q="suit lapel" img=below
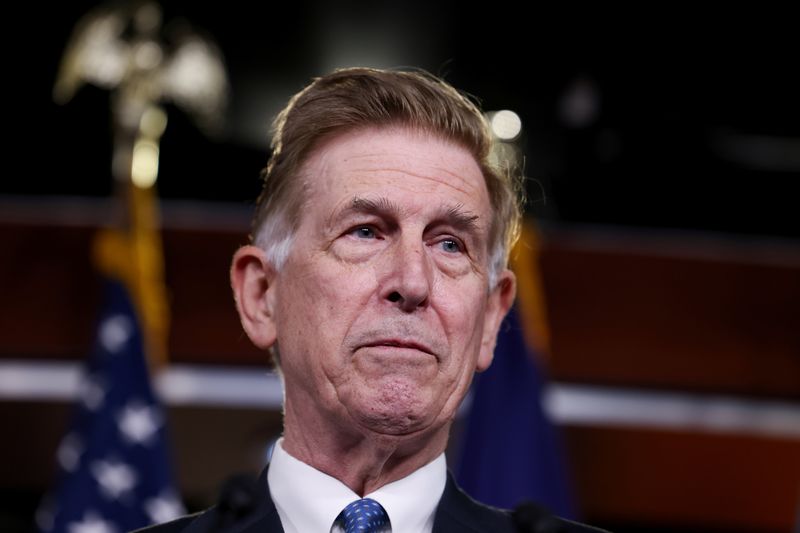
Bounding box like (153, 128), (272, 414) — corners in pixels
(433, 472), (516, 533)
(229, 507), (284, 533)
(432, 473), (477, 533)
(239, 465), (284, 533)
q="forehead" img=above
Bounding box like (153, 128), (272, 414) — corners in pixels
(300, 127), (491, 217)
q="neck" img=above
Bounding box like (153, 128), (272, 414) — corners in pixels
(281, 403), (450, 495)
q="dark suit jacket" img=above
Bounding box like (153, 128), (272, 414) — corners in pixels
(135, 466), (607, 533)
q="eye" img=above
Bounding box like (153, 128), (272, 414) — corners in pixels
(350, 226), (377, 239)
(439, 238), (463, 254)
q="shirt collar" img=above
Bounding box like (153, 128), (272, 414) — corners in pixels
(268, 438), (446, 533)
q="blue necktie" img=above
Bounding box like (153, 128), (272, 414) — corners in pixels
(336, 498), (391, 533)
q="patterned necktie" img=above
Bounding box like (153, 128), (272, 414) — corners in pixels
(335, 497), (391, 533)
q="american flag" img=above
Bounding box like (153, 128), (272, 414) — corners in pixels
(37, 278), (184, 533)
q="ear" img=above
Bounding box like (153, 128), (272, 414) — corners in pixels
(230, 245), (278, 350)
(476, 269), (516, 372)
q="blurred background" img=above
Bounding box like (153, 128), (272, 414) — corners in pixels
(1, 2), (798, 532)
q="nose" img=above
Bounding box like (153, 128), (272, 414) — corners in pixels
(382, 238), (432, 312)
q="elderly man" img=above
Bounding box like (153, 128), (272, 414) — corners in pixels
(143, 68), (605, 533)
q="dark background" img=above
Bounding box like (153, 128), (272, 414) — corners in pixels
(7, 2), (799, 238)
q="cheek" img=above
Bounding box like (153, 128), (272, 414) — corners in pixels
(437, 277), (487, 327)
(435, 282), (489, 359)
(275, 258), (377, 361)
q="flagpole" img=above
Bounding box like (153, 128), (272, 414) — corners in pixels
(38, 3), (228, 531)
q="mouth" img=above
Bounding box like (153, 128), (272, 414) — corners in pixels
(361, 339), (436, 357)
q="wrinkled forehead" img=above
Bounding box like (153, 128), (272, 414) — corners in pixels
(300, 126), (491, 213)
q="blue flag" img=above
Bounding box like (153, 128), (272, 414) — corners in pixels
(456, 305), (575, 518)
(37, 279), (184, 533)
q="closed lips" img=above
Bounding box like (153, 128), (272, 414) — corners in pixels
(362, 340), (434, 356)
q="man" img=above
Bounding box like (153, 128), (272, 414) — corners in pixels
(142, 68), (605, 532)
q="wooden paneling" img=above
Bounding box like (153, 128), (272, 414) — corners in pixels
(540, 230), (800, 398)
(564, 425), (800, 533)
(0, 222), (264, 364)
(161, 229), (264, 365)
(0, 225), (100, 359)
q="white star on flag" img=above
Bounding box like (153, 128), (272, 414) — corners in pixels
(144, 491), (186, 524)
(57, 433), (84, 472)
(39, 271), (185, 531)
(90, 459), (138, 500)
(118, 401), (162, 445)
(99, 314), (133, 353)
(66, 511), (119, 533)
(80, 375), (106, 411)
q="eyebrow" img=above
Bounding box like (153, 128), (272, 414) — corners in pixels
(441, 203), (481, 233)
(330, 196), (481, 234)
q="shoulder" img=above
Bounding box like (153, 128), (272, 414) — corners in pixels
(512, 501), (611, 532)
(132, 468), (277, 533)
(436, 475), (611, 533)
(434, 474), (517, 532)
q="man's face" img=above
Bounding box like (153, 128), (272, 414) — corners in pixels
(264, 127), (514, 441)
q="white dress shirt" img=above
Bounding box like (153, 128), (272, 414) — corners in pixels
(268, 438), (447, 533)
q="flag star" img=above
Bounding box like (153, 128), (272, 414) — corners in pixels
(118, 402), (161, 445)
(80, 376), (106, 411)
(99, 314), (133, 353)
(81, 376), (106, 411)
(91, 459), (138, 500)
(57, 433), (84, 472)
(66, 511), (118, 533)
(144, 492), (185, 524)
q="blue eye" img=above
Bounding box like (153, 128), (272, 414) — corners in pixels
(440, 239), (462, 253)
(352, 227), (375, 239)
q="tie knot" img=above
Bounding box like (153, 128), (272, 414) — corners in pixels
(336, 497), (391, 533)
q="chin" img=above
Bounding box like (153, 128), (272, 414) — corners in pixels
(351, 381), (443, 436)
